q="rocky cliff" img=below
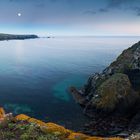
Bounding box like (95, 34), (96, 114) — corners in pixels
(71, 41), (140, 136)
(84, 41), (140, 113)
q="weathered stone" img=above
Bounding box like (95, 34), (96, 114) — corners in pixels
(70, 41), (140, 137)
(70, 86), (88, 105)
(89, 73), (139, 113)
(75, 41), (140, 116)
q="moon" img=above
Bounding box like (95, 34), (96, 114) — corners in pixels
(18, 13), (21, 17)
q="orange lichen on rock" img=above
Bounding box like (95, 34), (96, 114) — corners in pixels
(43, 122), (71, 138)
(0, 107), (5, 118)
(45, 122), (71, 133)
(28, 117), (47, 126)
(15, 113), (124, 140)
(16, 114), (47, 127)
(68, 132), (89, 140)
(15, 114), (71, 138)
(15, 114), (30, 121)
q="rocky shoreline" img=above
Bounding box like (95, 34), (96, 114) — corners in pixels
(0, 33), (38, 41)
(71, 41), (140, 138)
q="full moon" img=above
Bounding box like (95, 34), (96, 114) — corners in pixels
(18, 13), (21, 17)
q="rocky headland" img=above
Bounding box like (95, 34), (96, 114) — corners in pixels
(71, 41), (140, 137)
(0, 33), (38, 41)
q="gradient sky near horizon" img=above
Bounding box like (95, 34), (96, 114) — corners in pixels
(0, 0), (140, 36)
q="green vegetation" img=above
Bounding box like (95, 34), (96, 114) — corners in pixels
(110, 42), (140, 73)
(0, 120), (60, 140)
(84, 41), (140, 114)
(91, 73), (133, 111)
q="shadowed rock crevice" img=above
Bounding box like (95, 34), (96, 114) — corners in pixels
(125, 69), (140, 91)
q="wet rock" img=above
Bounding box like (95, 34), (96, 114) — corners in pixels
(70, 86), (88, 106)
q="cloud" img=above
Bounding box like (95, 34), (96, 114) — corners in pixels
(83, 8), (109, 16)
(131, 6), (140, 16)
(99, 8), (108, 13)
(107, 0), (128, 8)
(35, 3), (45, 8)
(83, 10), (96, 15)
(99, 0), (140, 16)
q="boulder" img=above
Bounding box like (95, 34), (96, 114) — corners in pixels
(90, 73), (139, 113)
(70, 86), (87, 106)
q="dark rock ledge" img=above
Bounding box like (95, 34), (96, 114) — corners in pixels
(70, 41), (140, 137)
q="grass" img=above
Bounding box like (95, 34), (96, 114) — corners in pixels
(0, 120), (60, 140)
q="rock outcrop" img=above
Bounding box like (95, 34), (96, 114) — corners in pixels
(71, 41), (140, 135)
(89, 73), (138, 113)
(72, 41), (140, 112)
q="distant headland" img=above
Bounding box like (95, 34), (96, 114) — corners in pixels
(0, 33), (38, 41)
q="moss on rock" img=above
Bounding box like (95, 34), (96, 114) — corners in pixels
(90, 73), (138, 112)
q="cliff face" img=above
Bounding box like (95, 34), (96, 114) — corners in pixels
(71, 41), (140, 136)
(80, 41), (140, 113)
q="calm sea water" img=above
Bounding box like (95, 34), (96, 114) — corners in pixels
(0, 36), (139, 130)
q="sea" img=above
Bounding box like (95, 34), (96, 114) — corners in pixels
(0, 36), (139, 130)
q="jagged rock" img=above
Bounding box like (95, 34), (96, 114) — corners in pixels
(70, 87), (88, 105)
(70, 41), (140, 136)
(79, 41), (140, 115)
(89, 73), (139, 113)
(107, 41), (140, 73)
(84, 41), (140, 97)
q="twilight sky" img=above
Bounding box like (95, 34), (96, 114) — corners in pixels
(0, 0), (140, 36)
